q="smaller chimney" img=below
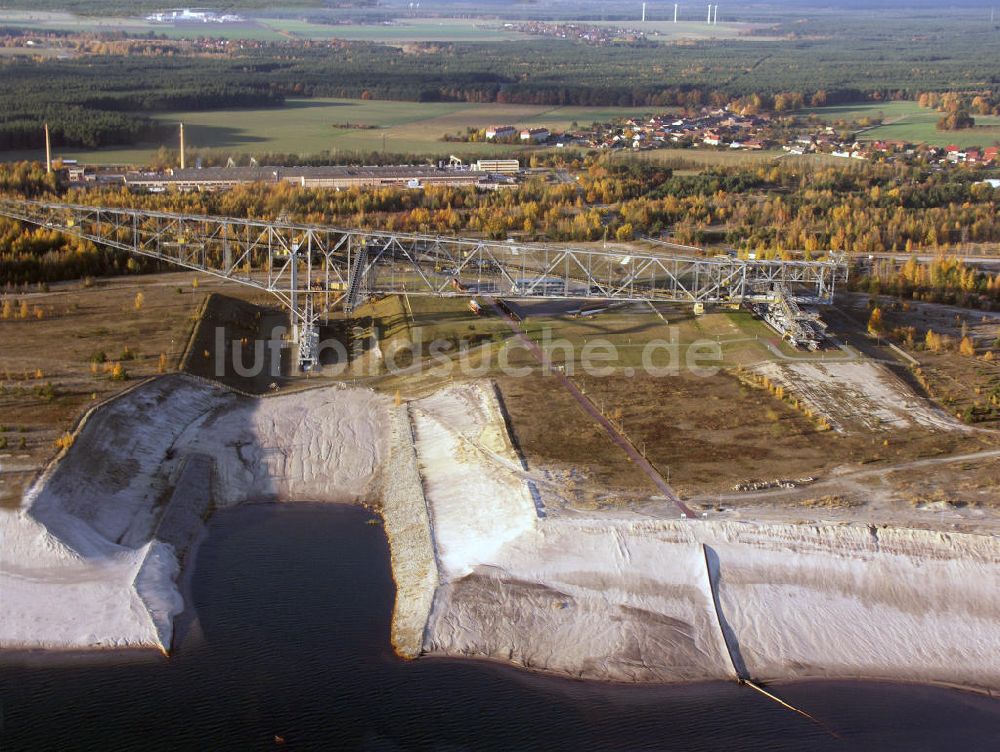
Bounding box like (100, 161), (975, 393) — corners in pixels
(179, 123), (186, 170)
(674, 3), (679, 22)
(44, 122), (52, 174)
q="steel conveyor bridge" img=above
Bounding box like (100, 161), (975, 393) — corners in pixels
(0, 198), (847, 369)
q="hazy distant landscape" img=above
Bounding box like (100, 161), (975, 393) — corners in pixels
(1, 1), (998, 160)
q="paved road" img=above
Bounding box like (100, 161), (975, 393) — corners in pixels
(487, 298), (698, 519)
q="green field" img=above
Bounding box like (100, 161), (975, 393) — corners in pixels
(0, 45), (69, 57)
(0, 10), (534, 42)
(800, 101), (1000, 148)
(590, 19), (776, 42)
(257, 17), (531, 42)
(19, 98), (651, 165)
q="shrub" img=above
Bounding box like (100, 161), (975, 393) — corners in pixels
(34, 382), (56, 402)
(867, 307), (884, 335)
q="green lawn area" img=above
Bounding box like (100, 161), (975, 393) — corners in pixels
(12, 98), (650, 165)
(799, 101), (1000, 148)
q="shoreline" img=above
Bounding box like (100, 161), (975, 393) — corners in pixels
(3, 375), (1000, 694)
(2, 489), (996, 702)
(3, 632), (995, 703)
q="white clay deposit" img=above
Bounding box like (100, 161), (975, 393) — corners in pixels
(1, 375), (387, 650)
(752, 361), (963, 432)
(408, 383), (1000, 690)
(4, 375), (1000, 693)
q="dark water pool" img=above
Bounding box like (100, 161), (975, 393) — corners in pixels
(2, 503), (999, 751)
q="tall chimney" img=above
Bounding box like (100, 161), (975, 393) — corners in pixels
(707, 4), (712, 23)
(44, 122), (52, 174)
(674, 3), (679, 22)
(642, 2), (646, 21)
(179, 123), (185, 170)
(713, 4), (718, 23)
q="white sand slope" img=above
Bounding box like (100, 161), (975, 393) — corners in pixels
(412, 383), (1000, 689)
(411, 385), (538, 577)
(5, 375), (1000, 692)
(1, 375), (387, 651)
(0, 510), (174, 649)
(709, 523), (1000, 689)
(412, 384), (734, 682)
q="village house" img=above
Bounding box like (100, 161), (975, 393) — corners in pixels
(520, 127), (551, 143)
(485, 125), (518, 141)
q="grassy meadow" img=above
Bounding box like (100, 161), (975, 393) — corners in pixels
(801, 101), (1000, 148)
(26, 98), (656, 165)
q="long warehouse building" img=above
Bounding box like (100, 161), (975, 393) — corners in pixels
(124, 164), (516, 192)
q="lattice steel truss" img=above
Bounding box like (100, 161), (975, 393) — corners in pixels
(0, 198), (847, 369)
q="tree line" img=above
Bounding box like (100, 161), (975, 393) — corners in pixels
(2, 156), (998, 310)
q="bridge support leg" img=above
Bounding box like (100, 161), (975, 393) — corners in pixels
(294, 321), (319, 372)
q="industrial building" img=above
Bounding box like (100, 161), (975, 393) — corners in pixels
(470, 159), (521, 175)
(124, 164), (513, 192)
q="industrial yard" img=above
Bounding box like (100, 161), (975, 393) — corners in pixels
(3, 283), (1000, 693)
(1, 191), (999, 710)
(3, 264), (997, 519)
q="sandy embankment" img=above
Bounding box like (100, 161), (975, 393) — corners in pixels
(380, 403), (438, 658)
(709, 522), (1000, 689)
(1, 375), (388, 651)
(4, 375), (1000, 692)
(409, 383), (1000, 691)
